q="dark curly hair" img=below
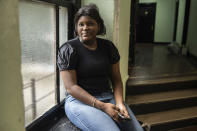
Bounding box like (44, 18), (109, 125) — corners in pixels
(74, 4), (106, 36)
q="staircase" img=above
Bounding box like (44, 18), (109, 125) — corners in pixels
(126, 75), (197, 131)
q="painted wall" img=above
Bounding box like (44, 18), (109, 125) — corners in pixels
(154, 0), (176, 42)
(176, 0), (186, 46)
(117, 0), (131, 97)
(187, 0), (197, 57)
(139, 0), (156, 3)
(82, 0), (114, 41)
(0, 0), (25, 131)
(82, 0), (131, 97)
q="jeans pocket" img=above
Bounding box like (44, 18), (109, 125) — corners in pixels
(66, 95), (76, 103)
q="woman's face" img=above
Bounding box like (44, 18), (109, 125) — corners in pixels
(77, 16), (99, 43)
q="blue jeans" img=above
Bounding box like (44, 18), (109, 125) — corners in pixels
(65, 92), (143, 131)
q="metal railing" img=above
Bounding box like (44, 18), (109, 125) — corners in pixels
(23, 73), (55, 119)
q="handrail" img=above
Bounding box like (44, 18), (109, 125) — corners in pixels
(23, 73), (55, 120)
(25, 90), (55, 111)
(36, 90), (55, 103)
(23, 73), (54, 89)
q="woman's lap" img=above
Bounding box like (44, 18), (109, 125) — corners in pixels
(108, 98), (143, 131)
(65, 95), (143, 131)
(65, 95), (120, 131)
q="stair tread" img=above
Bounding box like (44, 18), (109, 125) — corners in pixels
(169, 125), (197, 131)
(127, 75), (197, 86)
(136, 106), (197, 125)
(127, 88), (197, 105)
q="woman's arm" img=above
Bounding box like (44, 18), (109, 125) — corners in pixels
(61, 70), (96, 106)
(111, 62), (130, 118)
(61, 70), (120, 121)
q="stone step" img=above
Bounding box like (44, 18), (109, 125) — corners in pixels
(136, 106), (197, 131)
(127, 88), (197, 105)
(169, 125), (197, 131)
(127, 88), (197, 114)
(126, 75), (197, 95)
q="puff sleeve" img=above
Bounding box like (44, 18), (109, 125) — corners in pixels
(57, 43), (78, 71)
(109, 42), (120, 64)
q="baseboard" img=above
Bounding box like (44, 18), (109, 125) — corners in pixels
(153, 42), (170, 45)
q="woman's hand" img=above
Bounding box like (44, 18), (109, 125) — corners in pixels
(116, 103), (130, 119)
(102, 103), (120, 122)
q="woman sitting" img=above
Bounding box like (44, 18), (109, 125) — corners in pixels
(57, 4), (143, 131)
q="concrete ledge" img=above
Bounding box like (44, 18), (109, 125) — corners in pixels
(49, 116), (81, 131)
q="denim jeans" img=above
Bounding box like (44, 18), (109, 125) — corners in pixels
(65, 92), (143, 131)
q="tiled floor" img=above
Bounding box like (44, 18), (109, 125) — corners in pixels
(129, 43), (197, 79)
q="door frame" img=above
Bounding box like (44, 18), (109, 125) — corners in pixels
(129, 0), (138, 65)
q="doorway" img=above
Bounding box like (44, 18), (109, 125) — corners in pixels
(129, 1), (156, 65)
(136, 3), (156, 43)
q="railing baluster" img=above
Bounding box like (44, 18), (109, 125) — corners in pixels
(31, 78), (36, 119)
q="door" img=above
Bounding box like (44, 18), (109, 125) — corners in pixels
(136, 3), (156, 43)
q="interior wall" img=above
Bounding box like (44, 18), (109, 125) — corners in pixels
(139, 0), (156, 3)
(187, 0), (197, 57)
(154, 0), (176, 43)
(82, 0), (114, 41)
(176, 0), (186, 46)
(139, 0), (177, 43)
(0, 0), (25, 131)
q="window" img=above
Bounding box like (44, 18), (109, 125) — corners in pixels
(59, 6), (68, 101)
(18, 0), (77, 126)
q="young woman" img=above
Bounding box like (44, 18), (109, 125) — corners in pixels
(57, 4), (143, 131)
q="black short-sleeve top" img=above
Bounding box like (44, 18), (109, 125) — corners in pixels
(57, 37), (120, 95)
